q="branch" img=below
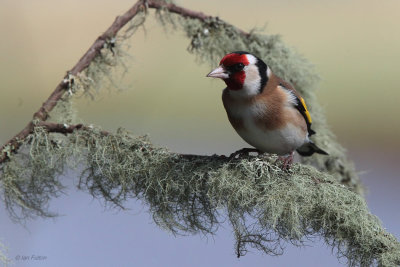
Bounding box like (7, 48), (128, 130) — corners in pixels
(146, 0), (251, 37)
(36, 122), (224, 161)
(0, 0), (249, 164)
(37, 122), (110, 136)
(0, 0), (148, 163)
(5, 123), (399, 266)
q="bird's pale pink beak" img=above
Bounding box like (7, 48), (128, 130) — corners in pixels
(206, 66), (229, 79)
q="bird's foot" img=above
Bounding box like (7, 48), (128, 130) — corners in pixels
(278, 151), (294, 170)
(229, 148), (261, 159)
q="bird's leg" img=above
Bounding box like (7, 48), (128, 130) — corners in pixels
(229, 148), (261, 159)
(278, 151), (295, 170)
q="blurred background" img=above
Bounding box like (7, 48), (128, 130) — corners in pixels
(1, 0), (399, 266)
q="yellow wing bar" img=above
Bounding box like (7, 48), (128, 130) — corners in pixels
(300, 97), (312, 124)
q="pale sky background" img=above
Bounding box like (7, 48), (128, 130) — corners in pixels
(0, 0), (399, 266)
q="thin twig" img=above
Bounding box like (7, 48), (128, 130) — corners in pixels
(146, 0), (250, 37)
(37, 122), (110, 136)
(37, 122), (227, 160)
(0, 0), (147, 163)
(0, 0), (250, 164)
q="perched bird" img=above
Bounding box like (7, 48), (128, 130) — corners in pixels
(206, 51), (327, 166)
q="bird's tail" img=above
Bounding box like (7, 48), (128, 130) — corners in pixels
(296, 140), (328, 157)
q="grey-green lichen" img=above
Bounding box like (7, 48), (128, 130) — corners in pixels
(66, 15), (143, 101)
(1, 127), (399, 266)
(1, 127), (68, 221)
(0, 242), (9, 267)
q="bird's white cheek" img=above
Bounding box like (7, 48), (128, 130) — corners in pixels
(243, 78), (261, 96)
(242, 66), (261, 96)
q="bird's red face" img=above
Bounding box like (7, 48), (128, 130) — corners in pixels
(207, 51), (268, 97)
(207, 52), (250, 90)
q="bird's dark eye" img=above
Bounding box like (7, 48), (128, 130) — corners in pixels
(228, 63), (245, 73)
(234, 63), (245, 71)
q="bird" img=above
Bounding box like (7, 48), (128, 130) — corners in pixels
(206, 51), (327, 167)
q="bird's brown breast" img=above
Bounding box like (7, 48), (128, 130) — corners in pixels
(222, 84), (290, 131)
(222, 75), (307, 137)
(254, 86), (287, 130)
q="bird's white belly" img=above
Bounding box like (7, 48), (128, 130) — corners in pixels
(228, 103), (306, 155)
(236, 121), (305, 155)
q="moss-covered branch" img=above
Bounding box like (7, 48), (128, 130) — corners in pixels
(2, 126), (399, 266)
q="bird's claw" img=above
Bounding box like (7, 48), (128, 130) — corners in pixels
(277, 151), (294, 171)
(229, 148), (261, 159)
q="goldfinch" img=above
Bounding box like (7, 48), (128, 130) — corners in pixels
(207, 51), (327, 164)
